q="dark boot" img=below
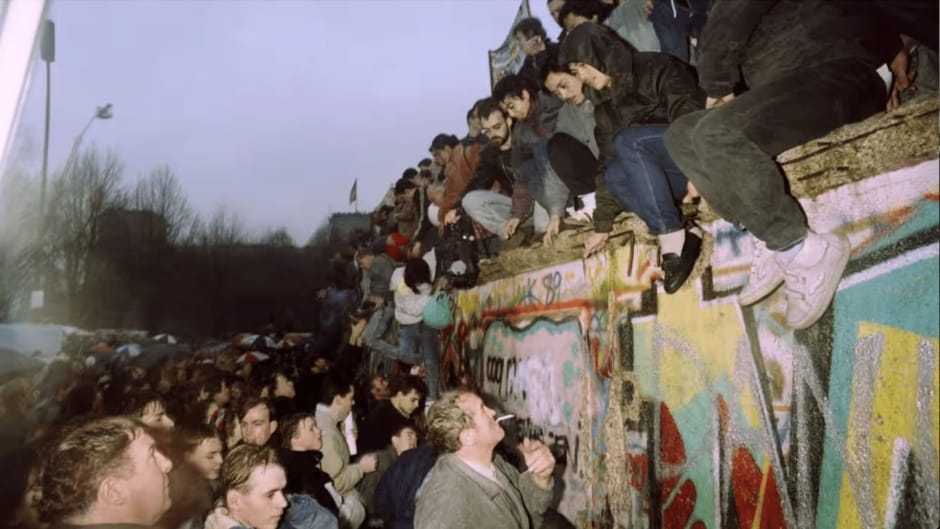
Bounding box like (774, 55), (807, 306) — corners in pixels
(661, 229), (702, 294)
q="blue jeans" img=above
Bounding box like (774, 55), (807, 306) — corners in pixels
(398, 322), (441, 400)
(364, 305), (397, 360)
(648, 0), (708, 63)
(604, 125), (688, 235)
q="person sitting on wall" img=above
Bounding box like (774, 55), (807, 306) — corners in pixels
(663, 0), (927, 329)
(559, 21), (705, 293)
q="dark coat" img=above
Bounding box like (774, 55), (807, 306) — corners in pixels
(560, 22), (705, 232)
(509, 92), (572, 219)
(698, 0), (901, 97)
(373, 442), (439, 529)
(279, 449), (341, 515)
(356, 400), (412, 454)
(465, 143), (515, 197)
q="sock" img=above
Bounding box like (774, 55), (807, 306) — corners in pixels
(658, 229), (686, 256)
(776, 239), (805, 266)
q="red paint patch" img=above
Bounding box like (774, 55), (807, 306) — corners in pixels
(659, 403), (706, 528)
(664, 479), (698, 529)
(887, 205), (914, 224)
(628, 453), (648, 490)
(731, 451), (787, 528)
(759, 465), (786, 529)
(660, 402), (687, 496)
(731, 446), (763, 528)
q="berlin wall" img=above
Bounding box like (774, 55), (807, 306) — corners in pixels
(446, 158), (939, 529)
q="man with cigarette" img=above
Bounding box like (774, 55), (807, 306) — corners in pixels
(415, 391), (555, 529)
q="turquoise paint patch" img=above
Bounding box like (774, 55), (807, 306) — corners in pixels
(563, 361), (577, 388)
(667, 379), (741, 527)
(816, 255), (939, 529)
(857, 199), (939, 258)
(564, 401), (573, 423)
(592, 378), (612, 454)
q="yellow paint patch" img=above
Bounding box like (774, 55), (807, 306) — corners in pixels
(655, 287), (752, 420)
(836, 323), (939, 529)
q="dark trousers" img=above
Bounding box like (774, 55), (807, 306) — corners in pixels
(548, 133), (598, 196)
(648, 0), (709, 63)
(664, 59), (885, 250)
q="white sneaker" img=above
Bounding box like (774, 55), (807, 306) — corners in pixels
(738, 235), (785, 305)
(781, 232), (851, 330)
(578, 192), (596, 218)
(565, 193), (596, 223)
(565, 205), (591, 222)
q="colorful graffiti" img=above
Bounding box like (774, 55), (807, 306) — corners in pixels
(448, 159), (940, 528)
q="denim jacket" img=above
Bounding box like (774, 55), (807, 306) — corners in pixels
(203, 494), (337, 529)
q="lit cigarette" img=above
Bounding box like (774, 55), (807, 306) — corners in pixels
(496, 414), (515, 423)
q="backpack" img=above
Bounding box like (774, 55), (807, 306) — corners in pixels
(423, 292), (453, 329)
(434, 209), (480, 289)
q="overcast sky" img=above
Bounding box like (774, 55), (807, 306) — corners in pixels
(13, 0), (555, 243)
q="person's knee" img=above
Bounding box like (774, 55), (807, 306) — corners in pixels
(611, 134), (643, 167)
(461, 191), (485, 213)
(688, 106), (750, 155)
(664, 112), (697, 155)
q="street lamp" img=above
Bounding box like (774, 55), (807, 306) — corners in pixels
(32, 102), (113, 313)
(38, 19), (54, 241)
(38, 102), (112, 241)
(59, 103), (114, 185)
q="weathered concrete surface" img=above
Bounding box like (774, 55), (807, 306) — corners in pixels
(450, 95), (940, 528)
(481, 94), (939, 283)
(779, 94), (939, 197)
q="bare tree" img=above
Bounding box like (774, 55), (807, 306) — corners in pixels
(131, 164), (193, 244)
(259, 226), (295, 247)
(45, 147), (125, 321)
(305, 221), (332, 248)
(202, 205), (245, 247)
(0, 166), (40, 319)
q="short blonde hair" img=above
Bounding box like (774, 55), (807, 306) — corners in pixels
(425, 390), (474, 453)
(39, 416), (142, 523)
(221, 444), (282, 499)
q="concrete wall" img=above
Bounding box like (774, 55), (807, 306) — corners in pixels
(448, 159), (939, 529)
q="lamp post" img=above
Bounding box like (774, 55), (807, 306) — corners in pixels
(32, 102), (113, 314)
(38, 19), (54, 240)
(38, 102), (113, 239)
(58, 103), (114, 189)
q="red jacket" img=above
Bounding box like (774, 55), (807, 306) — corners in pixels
(438, 142), (481, 224)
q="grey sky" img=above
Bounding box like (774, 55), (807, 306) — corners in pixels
(15, 0), (554, 243)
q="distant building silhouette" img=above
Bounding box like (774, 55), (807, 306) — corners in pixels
(327, 212), (370, 245)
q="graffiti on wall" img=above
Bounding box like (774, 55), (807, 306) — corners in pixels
(450, 159), (940, 528)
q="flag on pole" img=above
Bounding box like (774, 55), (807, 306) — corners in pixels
(488, 0), (531, 89)
(348, 179), (357, 205)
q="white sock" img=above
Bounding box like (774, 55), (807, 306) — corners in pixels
(658, 229), (686, 256)
(578, 192), (596, 210)
(776, 239), (805, 266)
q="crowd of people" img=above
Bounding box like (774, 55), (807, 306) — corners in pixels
(1, 1), (936, 529)
(0, 326), (560, 529)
